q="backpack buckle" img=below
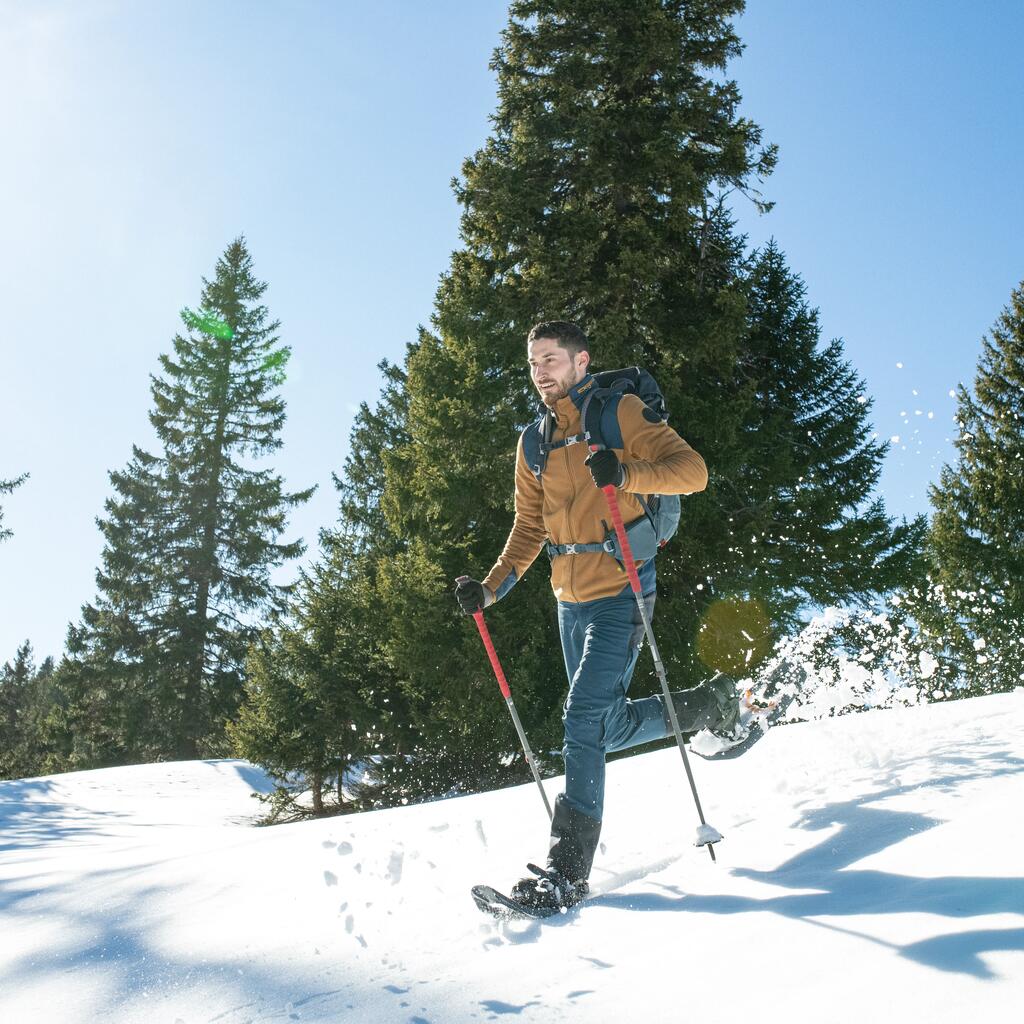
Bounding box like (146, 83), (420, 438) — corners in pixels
(564, 543), (578, 555)
(564, 434), (580, 447)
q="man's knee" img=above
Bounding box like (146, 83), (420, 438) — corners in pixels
(562, 702), (606, 750)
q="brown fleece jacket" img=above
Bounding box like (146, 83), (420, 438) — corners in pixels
(482, 382), (708, 605)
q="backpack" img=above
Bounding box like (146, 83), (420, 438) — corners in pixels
(521, 367), (682, 564)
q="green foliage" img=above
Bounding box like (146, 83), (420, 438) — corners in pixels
(691, 240), (927, 642)
(259, 346), (291, 386)
(229, 533), (400, 821)
(0, 641), (57, 779)
(180, 306), (234, 341)
(924, 278), (1024, 692)
(0, 472), (28, 543)
(326, 0), (919, 803)
(52, 237), (313, 766)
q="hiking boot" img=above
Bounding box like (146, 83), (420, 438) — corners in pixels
(546, 794), (602, 883)
(510, 863), (589, 913)
(662, 685), (719, 735)
(692, 682), (795, 759)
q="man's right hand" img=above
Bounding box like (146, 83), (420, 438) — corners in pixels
(454, 577), (494, 615)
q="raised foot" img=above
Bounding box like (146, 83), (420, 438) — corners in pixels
(692, 689), (797, 760)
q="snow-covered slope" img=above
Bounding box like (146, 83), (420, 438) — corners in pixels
(2, 693), (1022, 1023)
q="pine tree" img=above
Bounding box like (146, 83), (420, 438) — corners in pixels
(926, 278), (1024, 693)
(687, 240), (925, 676)
(229, 532), (393, 820)
(0, 472), (28, 543)
(336, 0), (772, 793)
(58, 237), (313, 764)
(0, 641), (34, 778)
(333, 0), (918, 797)
(0, 641), (57, 779)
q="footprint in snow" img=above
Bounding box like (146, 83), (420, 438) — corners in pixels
(387, 850), (404, 884)
(324, 870), (338, 887)
(337, 841), (354, 855)
(475, 820), (488, 848)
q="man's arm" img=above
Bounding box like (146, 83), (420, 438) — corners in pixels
(481, 434), (548, 602)
(617, 395), (708, 495)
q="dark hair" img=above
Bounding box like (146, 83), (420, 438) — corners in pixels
(527, 320), (590, 358)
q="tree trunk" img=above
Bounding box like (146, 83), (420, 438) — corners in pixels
(181, 356), (230, 759)
(311, 769), (324, 815)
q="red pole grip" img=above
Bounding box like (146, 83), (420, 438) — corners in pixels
(591, 446), (642, 594)
(472, 609), (512, 699)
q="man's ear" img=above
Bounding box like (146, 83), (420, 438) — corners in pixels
(579, 350), (591, 373)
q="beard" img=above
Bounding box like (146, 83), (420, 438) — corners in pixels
(535, 371), (576, 408)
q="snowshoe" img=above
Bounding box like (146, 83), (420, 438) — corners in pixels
(692, 687), (796, 760)
(472, 884), (558, 920)
(472, 863), (588, 920)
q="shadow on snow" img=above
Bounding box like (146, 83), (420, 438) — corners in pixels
(592, 740), (1024, 978)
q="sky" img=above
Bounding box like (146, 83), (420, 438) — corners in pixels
(1, 0), (1022, 662)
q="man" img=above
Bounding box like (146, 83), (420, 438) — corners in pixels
(455, 321), (743, 913)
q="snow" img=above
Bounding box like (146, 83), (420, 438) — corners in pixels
(694, 823), (724, 847)
(2, 694), (1023, 1023)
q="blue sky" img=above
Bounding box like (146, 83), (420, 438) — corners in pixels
(2, 0), (1022, 662)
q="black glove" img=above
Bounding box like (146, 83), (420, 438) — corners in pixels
(454, 576), (494, 614)
(585, 448), (625, 489)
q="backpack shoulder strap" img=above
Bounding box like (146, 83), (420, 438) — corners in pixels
(580, 383), (628, 451)
(521, 409), (551, 482)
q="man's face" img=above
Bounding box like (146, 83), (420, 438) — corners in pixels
(527, 337), (589, 407)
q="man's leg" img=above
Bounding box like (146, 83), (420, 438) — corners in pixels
(550, 592), (641, 882)
(547, 592), (732, 884)
(603, 596), (732, 752)
(600, 590), (667, 752)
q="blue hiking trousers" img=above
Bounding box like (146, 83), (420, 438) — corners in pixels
(558, 585), (668, 822)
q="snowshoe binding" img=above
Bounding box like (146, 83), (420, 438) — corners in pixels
(472, 863), (589, 920)
(692, 685), (796, 760)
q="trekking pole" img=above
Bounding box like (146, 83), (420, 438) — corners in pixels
(457, 577), (553, 822)
(589, 447), (721, 862)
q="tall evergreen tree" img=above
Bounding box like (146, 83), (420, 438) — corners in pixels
(229, 531), (395, 820)
(332, 0), (780, 795)
(0, 472), (28, 543)
(689, 239), (925, 675)
(333, 0), (918, 797)
(926, 278), (1024, 693)
(56, 237), (313, 764)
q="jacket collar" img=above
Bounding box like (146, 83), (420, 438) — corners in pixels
(568, 372), (596, 408)
(546, 373), (595, 428)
